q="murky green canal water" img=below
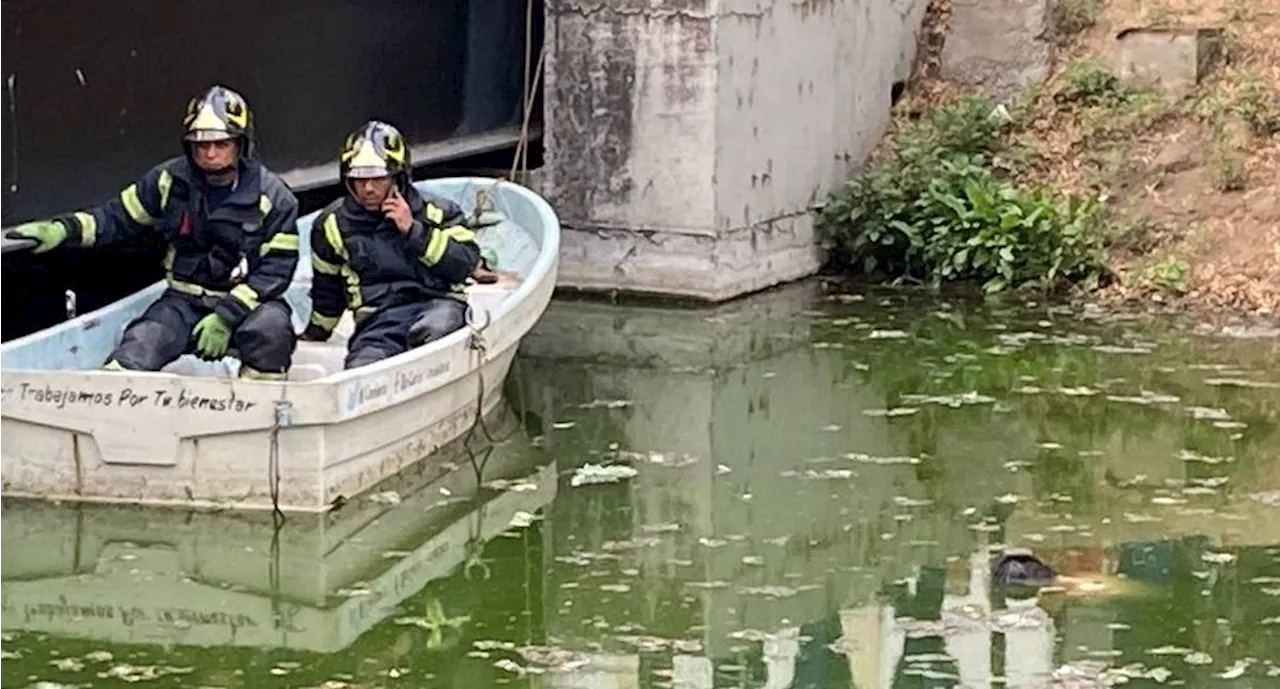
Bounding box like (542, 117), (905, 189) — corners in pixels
(4, 281), (1280, 688)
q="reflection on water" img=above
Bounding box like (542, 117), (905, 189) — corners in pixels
(4, 281), (1280, 687)
(1, 409), (558, 687)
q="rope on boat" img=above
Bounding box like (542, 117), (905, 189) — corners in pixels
(459, 302), (500, 584)
(509, 0), (545, 183)
(462, 472), (495, 581)
(268, 422), (283, 523)
(473, 0), (546, 219)
(268, 392), (292, 523)
(463, 302), (496, 447)
(464, 0), (542, 446)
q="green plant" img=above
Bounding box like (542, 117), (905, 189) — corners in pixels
(1235, 74), (1280, 137)
(1144, 2), (1180, 27)
(1138, 255), (1190, 293)
(1106, 216), (1163, 254)
(1210, 146), (1247, 191)
(815, 97), (1111, 295)
(1217, 28), (1245, 65)
(1056, 59), (1130, 108)
(1054, 0), (1101, 36)
(1226, 0), (1256, 21)
(1079, 96), (1179, 151)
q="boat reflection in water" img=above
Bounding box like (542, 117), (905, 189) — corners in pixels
(1, 407), (556, 663)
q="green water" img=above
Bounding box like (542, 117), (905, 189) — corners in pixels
(4, 281), (1280, 688)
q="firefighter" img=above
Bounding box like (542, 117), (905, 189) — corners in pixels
(5, 85), (300, 379)
(299, 119), (486, 369)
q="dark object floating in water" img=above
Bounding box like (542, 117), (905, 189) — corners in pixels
(993, 550), (1057, 589)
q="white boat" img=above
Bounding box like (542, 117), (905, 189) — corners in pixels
(0, 177), (560, 513)
(1, 414), (557, 654)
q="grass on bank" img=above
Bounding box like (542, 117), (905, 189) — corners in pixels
(815, 45), (1280, 299)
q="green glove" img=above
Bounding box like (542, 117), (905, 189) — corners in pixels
(192, 313), (232, 360)
(480, 247), (499, 271)
(6, 220), (68, 254)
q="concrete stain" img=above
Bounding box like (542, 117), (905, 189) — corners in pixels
(545, 5), (639, 222)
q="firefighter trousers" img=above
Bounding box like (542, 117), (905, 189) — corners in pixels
(345, 298), (467, 370)
(107, 290), (296, 374)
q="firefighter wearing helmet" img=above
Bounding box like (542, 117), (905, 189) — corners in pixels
(300, 120), (489, 370)
(5, 85), (300, 379)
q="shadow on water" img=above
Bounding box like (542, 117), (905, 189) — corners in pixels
(3, 279), (1280, 687)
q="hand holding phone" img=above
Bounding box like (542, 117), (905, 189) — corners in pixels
(382, 187), (413, 233)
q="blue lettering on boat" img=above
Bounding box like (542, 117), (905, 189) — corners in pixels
(394, 361), (451, 393)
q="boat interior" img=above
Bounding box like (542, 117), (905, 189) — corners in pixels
(277, 270), (521, 382)
(0, 179), (549, 383)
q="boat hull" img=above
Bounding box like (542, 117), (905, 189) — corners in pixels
(0, 177), (560, 512)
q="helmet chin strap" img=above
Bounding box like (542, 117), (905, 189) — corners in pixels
(203, 164), (237, 178)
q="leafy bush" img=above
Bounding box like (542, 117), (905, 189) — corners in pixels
(1236, 74), (1280, 137)
(816, 96), (1111, 294)
(1056, 58), (1130, 108)
(1054, 0), (1101, 36)
(1210, 145), (1248, 192)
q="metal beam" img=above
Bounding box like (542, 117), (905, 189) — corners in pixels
(280, 124), (542, 192)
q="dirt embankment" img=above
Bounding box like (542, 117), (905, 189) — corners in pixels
(898, 0), (1280, 321)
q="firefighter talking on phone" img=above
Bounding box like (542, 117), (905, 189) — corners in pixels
(300, 119), (493, 370)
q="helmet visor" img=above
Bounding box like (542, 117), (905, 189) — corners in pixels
(346, 165), (391, 179)
(185, 129), (235, 142)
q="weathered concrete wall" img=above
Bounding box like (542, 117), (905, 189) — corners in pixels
(1113, 27), (1223, 97)
(940, 0), (1054, 97)
(542, 0), (929, 301)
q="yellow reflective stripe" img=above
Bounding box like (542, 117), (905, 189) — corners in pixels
(161, 247), (229, 298)
(167, 280), (200, 295)
(230, 284), (260, 311)
(259, 232), (299, 256)
(322, 214), (361, 310)
(120, 184), (155, 225)
(442, 226), (475, 243)
(310, 311), (339, 330)
(353, 306), (375, 324)
(73, 212), (98, 246)
(240, 365), (286, 381)
(420, 225), (476, 266)
(158, 170), (173, 210)
(424, 203), (444, 224)
(103, 360), (127, 371)
(166, 278), (226, 297)
(259, 194), (273, 216)
(312, 254), (341, 275)
(323, 215), (348, 259)
(423, 230), (448, 265)
(342, 265), (362, 310)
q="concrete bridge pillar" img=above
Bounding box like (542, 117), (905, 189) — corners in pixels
(541, 0), (929, 301)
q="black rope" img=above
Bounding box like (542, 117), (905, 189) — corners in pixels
(269, 399), (288, 526)
(462, 308), (497, 449)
